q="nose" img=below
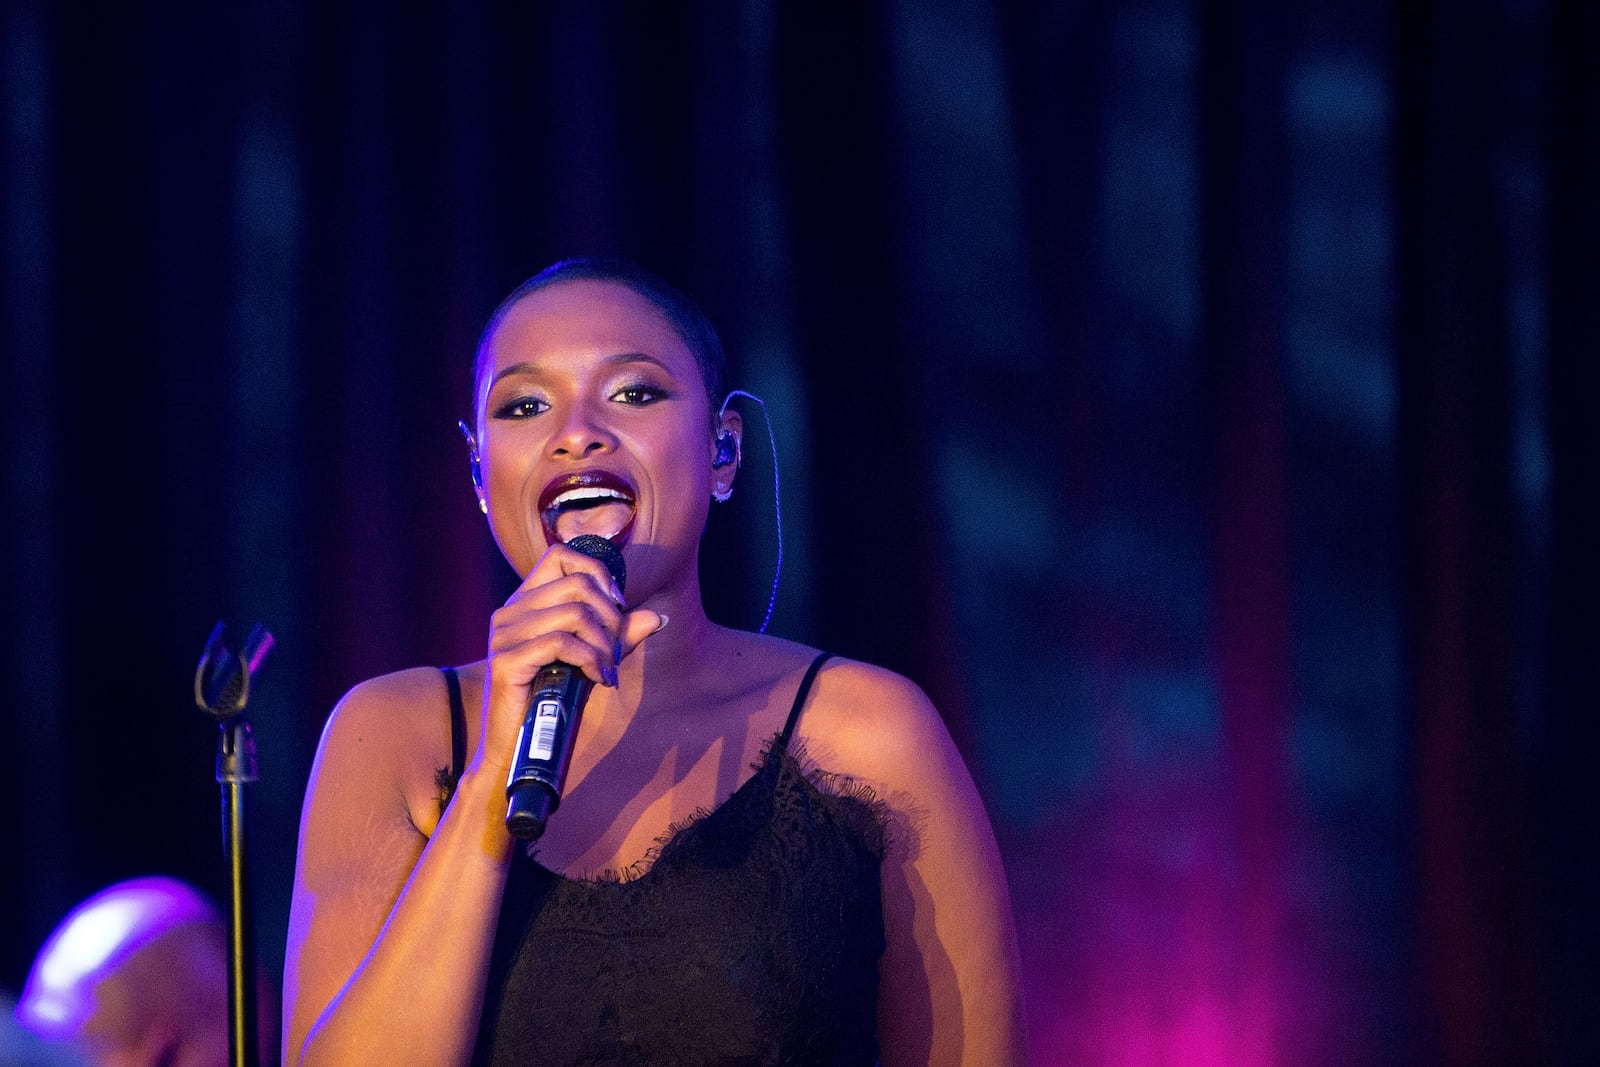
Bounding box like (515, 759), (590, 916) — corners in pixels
(547, 399), (618, 460)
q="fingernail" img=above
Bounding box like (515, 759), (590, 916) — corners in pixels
(654, 613), (670, 633)
(609, 580), (625, 607)
(613, 638), (622, 666)
(602, 664), (618, 687)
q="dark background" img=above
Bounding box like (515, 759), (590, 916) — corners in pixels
(3, 2), (1594, 1063)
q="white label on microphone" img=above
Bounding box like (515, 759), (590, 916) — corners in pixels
(529, 699), (562, 761)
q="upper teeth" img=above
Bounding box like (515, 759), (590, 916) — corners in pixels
(551, 487), (630, 508)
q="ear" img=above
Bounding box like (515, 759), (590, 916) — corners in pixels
(458, 419), (487, 511)
(711, 410), (743, 500)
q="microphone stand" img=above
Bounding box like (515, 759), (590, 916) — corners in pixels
(195, 622), (274, 1067)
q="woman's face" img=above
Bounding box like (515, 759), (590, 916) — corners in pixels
(474, 278), (722, 592)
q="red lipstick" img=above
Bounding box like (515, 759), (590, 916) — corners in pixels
(536, 469), (637, 548)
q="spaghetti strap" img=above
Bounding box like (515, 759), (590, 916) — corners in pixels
(778, 652), (833, 747)
(441, 666), (466, 781)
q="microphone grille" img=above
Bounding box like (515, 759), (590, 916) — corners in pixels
(565, 534), (626, 595)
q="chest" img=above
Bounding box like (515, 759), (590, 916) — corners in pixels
(530, 717), (782, 878)
(477, 755), (889, 1065)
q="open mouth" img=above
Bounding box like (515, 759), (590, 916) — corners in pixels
(537, 470), (637, 547)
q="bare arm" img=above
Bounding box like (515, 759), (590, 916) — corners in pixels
(282, 544), (665, 1066)
(808, 663), (1028, 1066)
(281, 671), (515, 1067)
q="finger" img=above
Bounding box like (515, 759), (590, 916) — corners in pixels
(487, 629), (619, 699)
(489, 596), (619, 657)
(478, 632), (618, 771)
(618, 610), (669, 662)
(525, 542), (627, 607)
(486, 598), (617, 671)
(513, 563), (618, 610)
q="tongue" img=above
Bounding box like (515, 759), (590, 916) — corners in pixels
(554, 501), (634, 543)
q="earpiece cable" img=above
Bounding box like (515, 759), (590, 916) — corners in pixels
(719, 390), (782, 634)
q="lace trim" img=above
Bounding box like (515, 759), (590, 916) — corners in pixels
(580, 734), (889, 884)
(435, 731), (890, 883)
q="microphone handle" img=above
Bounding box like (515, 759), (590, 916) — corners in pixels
(505, 662), (593, 839)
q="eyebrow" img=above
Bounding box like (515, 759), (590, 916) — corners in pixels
(489, 351), (677, 390)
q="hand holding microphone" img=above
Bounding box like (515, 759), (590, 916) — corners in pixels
(504, 534), (629, 840)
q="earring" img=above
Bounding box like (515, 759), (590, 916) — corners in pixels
(478, 497), (488, 515)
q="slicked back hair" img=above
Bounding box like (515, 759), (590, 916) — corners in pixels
(473, 258), (729, 428)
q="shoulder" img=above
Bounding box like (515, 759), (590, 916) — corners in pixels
(304, 665), (462, 834)
(793, 657), (956, 794)
(315, 666), (454, 758)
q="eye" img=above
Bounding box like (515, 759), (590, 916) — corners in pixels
(491, 395), (549, 419)
(611, 382), (669, 406)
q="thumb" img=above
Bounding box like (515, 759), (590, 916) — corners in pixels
(619, 610), (669, 660)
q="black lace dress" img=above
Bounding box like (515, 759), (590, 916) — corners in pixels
(438, 654), (888, 1066)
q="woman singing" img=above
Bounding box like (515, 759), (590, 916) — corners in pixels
(282, 259), (1025, 1065)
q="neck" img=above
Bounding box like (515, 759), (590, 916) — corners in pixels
(620, 558), (724, 683)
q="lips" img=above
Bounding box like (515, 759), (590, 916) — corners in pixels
(536, 470), (637, 547)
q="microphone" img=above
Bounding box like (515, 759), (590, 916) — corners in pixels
(505, 533), (627, 840)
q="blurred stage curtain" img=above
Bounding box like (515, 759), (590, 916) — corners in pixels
(3, 2), (1594, 1063)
